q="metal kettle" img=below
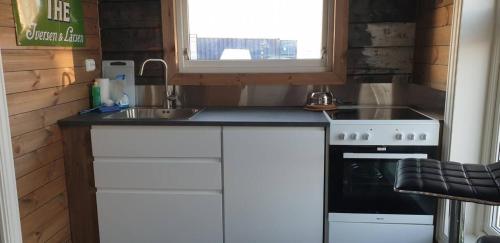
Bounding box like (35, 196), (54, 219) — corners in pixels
(306, 91), (335, 106)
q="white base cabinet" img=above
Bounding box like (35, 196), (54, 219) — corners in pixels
(91, 125), (326, 243)
(223, 127), (325, 243)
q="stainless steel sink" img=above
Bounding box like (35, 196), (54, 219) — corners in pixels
(103, 108), (201, 120)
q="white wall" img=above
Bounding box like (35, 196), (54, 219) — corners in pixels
(444, 0), (497, 237)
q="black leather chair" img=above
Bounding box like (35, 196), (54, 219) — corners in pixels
(394, 159), (500, 243)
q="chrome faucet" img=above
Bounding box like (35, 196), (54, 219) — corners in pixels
(139, 59), (177, 109)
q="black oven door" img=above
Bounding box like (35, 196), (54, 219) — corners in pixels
(329, 146), (437, 215)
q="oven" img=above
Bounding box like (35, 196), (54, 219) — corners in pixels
(328, 145), (439, 243)
(329, 145), (437, 216)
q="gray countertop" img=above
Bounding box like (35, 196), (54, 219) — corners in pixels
(58, 107), (330, 127)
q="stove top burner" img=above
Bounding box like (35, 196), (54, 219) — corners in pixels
(326, 108), (431, 120)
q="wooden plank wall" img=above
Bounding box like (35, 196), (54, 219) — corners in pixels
(414, 0), (454, 91)
(98, 0), (417, 85)
(348, 0), (417, 83)
(99, 0), (164, 85)
(0, 0), (102, 242)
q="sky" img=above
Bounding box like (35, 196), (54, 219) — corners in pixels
(187, 0), (324, 59)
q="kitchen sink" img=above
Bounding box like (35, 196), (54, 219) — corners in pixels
(103, 108), (201, 120)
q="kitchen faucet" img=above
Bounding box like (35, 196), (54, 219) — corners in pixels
(139, 59), (177, 109)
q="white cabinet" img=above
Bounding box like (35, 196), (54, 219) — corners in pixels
(223, 127), (325, 243)
(91, 126), (223, 243)
(91, 125), (326, 243)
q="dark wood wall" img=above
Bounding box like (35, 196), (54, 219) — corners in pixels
(99, 0), (418, 85)
(99, 0), (165, 85)
(348, 0), (416, 83)
(414, 0), (454, 91)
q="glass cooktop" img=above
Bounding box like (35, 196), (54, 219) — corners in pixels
(326, 108), (432, 120)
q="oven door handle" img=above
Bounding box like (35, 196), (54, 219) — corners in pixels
(343, 153), (428, 160)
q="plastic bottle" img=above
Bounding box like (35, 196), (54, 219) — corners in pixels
(92, 81), (101, 108)
(96, 78), (111, 105)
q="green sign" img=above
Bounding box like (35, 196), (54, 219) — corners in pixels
(12, 0), (85, 47)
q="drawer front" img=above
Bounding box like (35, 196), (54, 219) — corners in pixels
(97, 190), (223, 243)
(94, 158), (221, 190)
(91, 126), (221, 158)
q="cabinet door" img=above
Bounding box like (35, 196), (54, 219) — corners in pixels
(96, 191), (223, 243)
(223, 127), (325, 243)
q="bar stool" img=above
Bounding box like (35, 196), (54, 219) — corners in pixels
(394, 159), (500, 243)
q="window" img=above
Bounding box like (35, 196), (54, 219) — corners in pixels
(492, 206), (500, 233)
(488, 136), (500, 234)
(175, 0), (332, 73)
(484, 107), (500, 236)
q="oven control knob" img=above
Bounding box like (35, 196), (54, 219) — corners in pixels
(407, 133), (416, 140)
(419, 133), (428, 141)
(349, 133), (358, 140)
(395, 133), (404, 141)
(361, 133), (370, 140)
(338, 133), (347, 140)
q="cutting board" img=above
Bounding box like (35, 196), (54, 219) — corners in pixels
(102, 60), (136, 107)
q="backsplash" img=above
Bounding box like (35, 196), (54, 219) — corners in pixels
(136, 82), (445, 112)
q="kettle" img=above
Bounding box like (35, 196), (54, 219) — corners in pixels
(306, 91), (335, 106)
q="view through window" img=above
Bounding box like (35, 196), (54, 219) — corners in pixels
(495, 208), (500, 232)
(186, 0), (325, 61)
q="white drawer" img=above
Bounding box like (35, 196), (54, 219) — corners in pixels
(94, 158), (221, 190)
(91, 126), (221, 158)
(97, 190), (223, 243)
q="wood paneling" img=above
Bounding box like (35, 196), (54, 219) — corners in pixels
(348, 47), (414, 75)
(14, 142), (64, 179)
(7, 83), (89, 115)
(19, 177), (66, 218)
(100, 0), (165, 85)
(349, 0), (416, 23)
(21, 195), (69, 243)
(349, 23), (415, 47)
(414, 0), (454, 91)
(16, 159), (65, 198)
(9, 99), (89, 136)
(2, 50), (100, 71)
(0, 3), (14, 27)
(1, 1), (101, 242)
(101, 28), (163, 52)
(46, 226), (71, 243)
(414, 63), (448, 90)
(5, 67), (97, 94)
(99, 1), (162, 29)
(416, 25), (451, 46)
(11, 125), (62, 158)
(347, 0), (416, 83)
(414, 46), (449, 65)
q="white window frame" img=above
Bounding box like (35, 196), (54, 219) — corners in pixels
(174, 0), (332, 73)
(480, 24), (500, 235)
(485, 207), (500, 235)
(474, 0), (500, 237)
(436, 0), (499, 242)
